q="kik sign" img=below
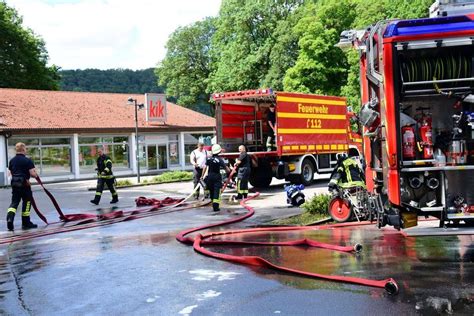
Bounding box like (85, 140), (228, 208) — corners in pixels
(145, 93), (167, 123)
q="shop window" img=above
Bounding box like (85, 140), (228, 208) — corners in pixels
(79, 145), (99, 171)
(7, 137), (71, 175)
(78, 135), (130, 173)
(169, 142), (179, 165)
(42, 138), (70, 145)
(113, 136), (128, 143)
(79, 137), (101, 144)
(41, 147), (71, 174)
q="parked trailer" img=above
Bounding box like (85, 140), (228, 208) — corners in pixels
(338, 4), (474, 228)
(212, 89), (361, 188)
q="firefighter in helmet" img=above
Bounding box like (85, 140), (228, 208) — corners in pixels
(328, 150), (365, 194)
(90, 147), (118, 205)
(201, 144), (230, 212)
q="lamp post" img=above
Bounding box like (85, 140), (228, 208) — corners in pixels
(127, 97), (144, 183)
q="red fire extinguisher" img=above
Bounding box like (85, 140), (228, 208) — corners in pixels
(402, 125), (416, 160)
(419, 116), (433, 159)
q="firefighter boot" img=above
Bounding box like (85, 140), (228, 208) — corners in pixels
(6, 211), (15, 231)
(110, 196), (119, 204)
(212, 202), (220, 212)
(22, 216), (37, 230)
(90, 194), (101, 205)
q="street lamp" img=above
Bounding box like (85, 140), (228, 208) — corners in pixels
(127, 97), (145, 183)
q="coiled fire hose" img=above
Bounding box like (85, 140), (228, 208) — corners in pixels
(177, 193), (399, 294)
(401, 54), (471, 83)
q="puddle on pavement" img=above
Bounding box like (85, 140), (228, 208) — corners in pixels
(206, 226), (474, 314)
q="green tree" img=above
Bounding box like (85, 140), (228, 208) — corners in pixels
(0, 2), (59, 90)
(207, 0), (304, 93)
(156, 17), (216, 113)
(283, 0), (356, 95)
(60, 68), (165, 94)
(338, 0), (434, 110)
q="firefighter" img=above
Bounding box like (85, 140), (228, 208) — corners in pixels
(328, 151), (365, 194)
(190, 142), (208, 199)
(266, 103), (277, 151)
(201, 144), (231, 212)
(233, 145), (250, 200)
(90, 147), (118, 205)
(6, 142), (38, 231)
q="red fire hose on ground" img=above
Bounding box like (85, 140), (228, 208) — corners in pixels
(176, 193), (399, 295)
(8, 175), (399, 294)
(0, 176), (202, 245)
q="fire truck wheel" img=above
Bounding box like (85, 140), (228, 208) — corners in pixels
(329, 197), (352, 222)
(299, 158), (314, 186)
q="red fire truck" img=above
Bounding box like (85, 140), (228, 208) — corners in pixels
(338, 2), (474, 228)
(212, 89), (362, 188)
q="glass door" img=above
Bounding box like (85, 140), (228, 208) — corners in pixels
(147, 145), (158, 170)
(157, 145), (168, 169)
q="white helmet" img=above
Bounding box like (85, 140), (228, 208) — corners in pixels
(336, 153), (348, 160)
(211, 144), (222, 155)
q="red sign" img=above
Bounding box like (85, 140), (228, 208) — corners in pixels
(145, 93), (167, 122)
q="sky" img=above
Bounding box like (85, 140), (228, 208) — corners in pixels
(5, 0), (222, 70)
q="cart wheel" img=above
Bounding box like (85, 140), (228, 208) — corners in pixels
(329, 197), (352, 223)
(384, 280), (399, 295)
(353, 243), (363, 253)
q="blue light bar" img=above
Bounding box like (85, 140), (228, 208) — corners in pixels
(384, 15), (474, 38)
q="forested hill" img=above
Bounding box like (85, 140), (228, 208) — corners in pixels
(59, 68), (164, 94)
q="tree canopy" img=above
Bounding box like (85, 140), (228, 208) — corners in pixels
(0, 1), (59, 90)
(155, 17), (216, 114)
(60, 68), (165, 94)
(158, 0), (435, 113)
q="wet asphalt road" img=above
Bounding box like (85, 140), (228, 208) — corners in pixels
(0, 180), (473, 315)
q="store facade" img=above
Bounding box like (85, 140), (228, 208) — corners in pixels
(0, 89), (215, 185)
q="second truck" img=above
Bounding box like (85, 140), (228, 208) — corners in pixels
(212, 89), (361, 188)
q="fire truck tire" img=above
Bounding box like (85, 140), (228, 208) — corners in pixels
(249, 161), (272, 188)
(299, 158), (314, 186)
(329, 197), (352, 223)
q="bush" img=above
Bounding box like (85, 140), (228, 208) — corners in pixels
(116, 179), (132, 187)
(114, 171), (193, 188)
(152, 171), (193, 184)
(302, 193), (331, 216)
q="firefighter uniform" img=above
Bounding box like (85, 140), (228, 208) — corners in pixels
(190, 146), (208, 199)
(328, 155), (365, 191)
(204, 144), (229, 212)
(266, 105), (276, 151)
(90, 153), (118, 205)
(236, 151), (250, 199)
(6, 153), (38, 231)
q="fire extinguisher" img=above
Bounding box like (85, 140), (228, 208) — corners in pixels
(402, 125), (416, 160)
(419, 116), (433, 159)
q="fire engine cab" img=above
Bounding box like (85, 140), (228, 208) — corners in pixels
(338, 1), (474, 228)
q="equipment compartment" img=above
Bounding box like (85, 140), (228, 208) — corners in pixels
(397, 42), (474, 97)
(395, 40), (474, 223)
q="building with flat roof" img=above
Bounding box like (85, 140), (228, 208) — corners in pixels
(0, 88), (215, 185)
